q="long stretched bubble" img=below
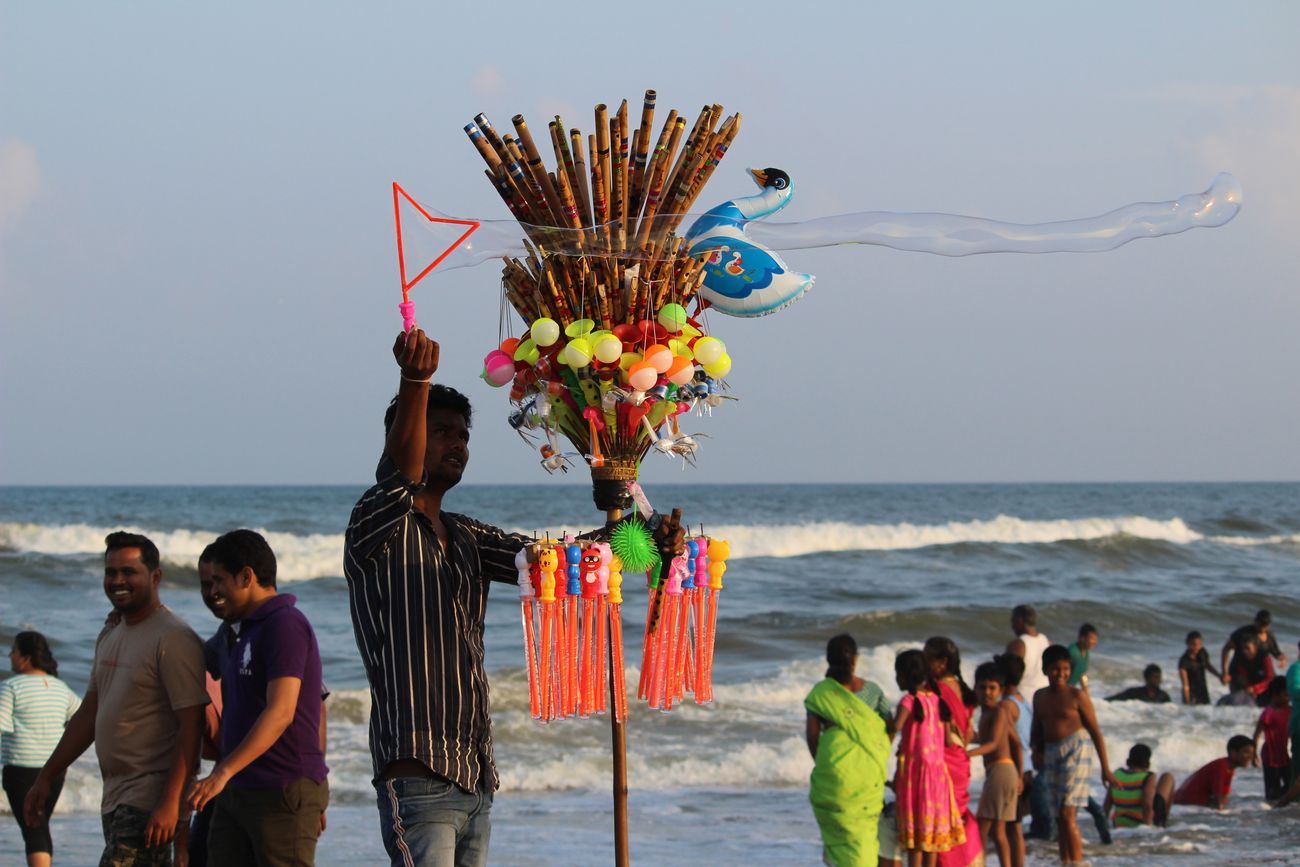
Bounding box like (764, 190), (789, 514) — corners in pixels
(746, 172), (1243, 257)
(403, 173), (1242, 273)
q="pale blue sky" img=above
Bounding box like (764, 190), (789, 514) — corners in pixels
(2, 2), (1297, 484)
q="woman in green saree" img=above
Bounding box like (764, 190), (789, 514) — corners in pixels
(805, 634), (892, 867)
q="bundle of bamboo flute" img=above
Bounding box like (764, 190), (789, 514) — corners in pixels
(465, 90), (741, 328)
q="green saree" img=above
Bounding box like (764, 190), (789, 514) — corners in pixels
(805, 678), (890, 867)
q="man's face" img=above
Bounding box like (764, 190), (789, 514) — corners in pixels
(1230, 744), (1257, 768)
(1144, 670), (1162, 689)
(104, 547), (160, 619)
(424, 408), (470, 490)
(1046, 658), (1071, 687)
(1080, 632), (1098, 652)
(198, 560), (221, 619)
(1188, 636), (1203, 655)
(205, 563), (254, 621)
(975, 679), (1003, 708)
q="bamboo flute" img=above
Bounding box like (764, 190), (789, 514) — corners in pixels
(635, 113), (684, 251)
(513, 115), (567, 227)
(594, 104), (611, 237)
(570, 128), (593, 230)
(588, 133), (611, 255)
(660, 106), (712, 213)
(617, 101), (630, 251)
(628, 89), (656, 221)
(608, 115), (625, 253)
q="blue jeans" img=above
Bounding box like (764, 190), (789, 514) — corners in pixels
(375, 776), (492, 867)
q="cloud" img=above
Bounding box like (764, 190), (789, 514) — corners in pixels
(470, 64), (505, 100)
(0, 138), (41, 228)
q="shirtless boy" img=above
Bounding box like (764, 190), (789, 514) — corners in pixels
(969, 662), (1024, 867)
(1031, 645), (1118, 867)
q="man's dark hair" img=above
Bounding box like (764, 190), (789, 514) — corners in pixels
(1255, 609), (1272, 627)
(1186, 630), (1202, 642)
(1143, 664), (1162, 678)
(202, 529), (277, 589)
(995, 653), (1025, 687)
(1012, 604), (1036, 627)
(1268, 675), (1287, 698)
(1042, 644), (1071, 670)
(1227, 734), (1254, 754)
(974, 661), (1006, 687)
(824, 633), (857, 683)
(1078, 623), (1098, 638)
(383, 384), (473, 439)
(105, 531), (160, 572)
(1127, 743), (1152, 768)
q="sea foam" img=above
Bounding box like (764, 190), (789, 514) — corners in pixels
(3, 515), (1295, 580)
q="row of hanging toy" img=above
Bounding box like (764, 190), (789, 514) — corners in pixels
(482, 303), (734, 470)
(618, 512), (729, 712)
(516, 535), (628, 723)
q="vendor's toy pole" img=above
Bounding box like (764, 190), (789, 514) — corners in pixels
(606, 501), (630, 867)
(593, 461), (636, 867)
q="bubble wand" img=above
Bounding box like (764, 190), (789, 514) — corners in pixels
(515, 548), (541, 720)
(579, 543), (603, 717)
(390, 182), (480, 332)
(607, 553), (628, 723)
(700, 538), (730, 704)
(536, 543), (559, 721)
(595, 542), (613, 716)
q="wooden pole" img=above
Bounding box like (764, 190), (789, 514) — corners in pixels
(606, 504), (630, 867)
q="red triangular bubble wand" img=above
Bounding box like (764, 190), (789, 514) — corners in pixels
(392, 182), (480, 332)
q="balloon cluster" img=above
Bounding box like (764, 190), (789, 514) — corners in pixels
(482, 303), (734, 472)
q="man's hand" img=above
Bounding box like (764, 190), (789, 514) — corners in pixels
(652, 508), (686, 559)
(22, 774), (53, 827)
(145, 797), (181, 849)
(393, 328), (439, 381)
(1103, 769), (1121, 790)
(187, 765), (231, 814)
(320, 810), (328, 834)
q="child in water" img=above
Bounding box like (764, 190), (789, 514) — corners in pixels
(1031, 644), (1118, 867)
(968, 662), (1024, 867)
(893, 649), (964, 867)
(1253, 677), (1292, 801)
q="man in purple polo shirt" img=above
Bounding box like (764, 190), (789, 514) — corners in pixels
(186, 529), (329, 866)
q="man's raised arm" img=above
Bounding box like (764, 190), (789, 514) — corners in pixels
(386, 328), (439, 483)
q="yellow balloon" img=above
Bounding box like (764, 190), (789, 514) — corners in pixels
(531, 318), (560, 347)
(703, 352), (732, 378)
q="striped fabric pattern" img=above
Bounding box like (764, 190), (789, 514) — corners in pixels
(1111, 767), (1151, 827)
(0, 673), (80, 767)
(344, 456), (528, 793)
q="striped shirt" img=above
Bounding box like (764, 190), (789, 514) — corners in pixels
(0, 673), (80, 767)
(344, 455), (528, 792)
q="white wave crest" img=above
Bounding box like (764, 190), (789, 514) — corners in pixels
(707, 514), (1207, 558)
(2, 513), (1289, 577)
(0, 522), (344, 582)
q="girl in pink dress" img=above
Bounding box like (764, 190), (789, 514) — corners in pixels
(894, 649), (965, 866)
(924, 636), (986, 867)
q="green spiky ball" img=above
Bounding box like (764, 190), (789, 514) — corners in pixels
(610, 518), (660, 574)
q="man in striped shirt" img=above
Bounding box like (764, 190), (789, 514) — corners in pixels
(344, 329), (535, 867)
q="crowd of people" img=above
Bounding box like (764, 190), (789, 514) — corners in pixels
(803, 604), (1300, 867)
(1, 329), (683, 867)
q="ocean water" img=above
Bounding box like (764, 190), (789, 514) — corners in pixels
(2, 482), (1299, 865)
